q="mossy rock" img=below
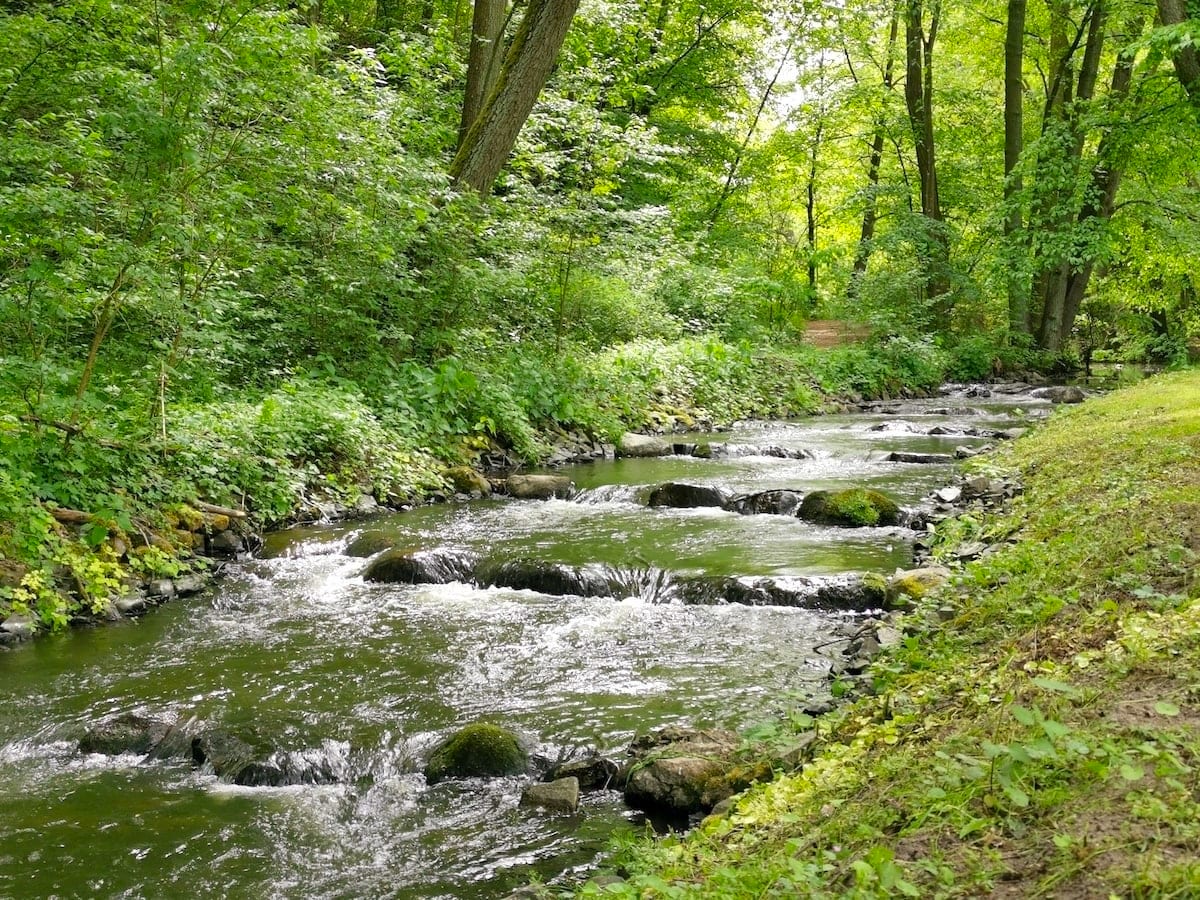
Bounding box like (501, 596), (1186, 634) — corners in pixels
(444, 466), (491, 496)
(424, 723), (528, 783)
(798, 489), (901, 527)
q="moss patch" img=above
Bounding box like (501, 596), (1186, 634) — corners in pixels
(424, 723), (528, 783)
(799, 488), (901, 527)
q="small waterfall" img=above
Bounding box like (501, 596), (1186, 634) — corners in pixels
(571, 484), (645, 505)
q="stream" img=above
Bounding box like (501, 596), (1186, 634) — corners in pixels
(0, 387), (1053, 899)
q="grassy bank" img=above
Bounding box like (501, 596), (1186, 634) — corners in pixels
(1, 334), (957, 635)
(574, 369), (1200, 898)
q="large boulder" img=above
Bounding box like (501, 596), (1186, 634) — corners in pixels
(647, 482), (729, 509)
(362, 548), (478, 585)
(887, 451), (954, 464)
(798, 489), (901, 527)
(724, 490), (803, 516)
(504, 474), (574, 500)
(619, 726), (763, 816)
(425, 723), (529, 783)
(1032, 385), (1085, 404)
(520, 777), (580, 813)
(444, 466), (491, 496)
(616, 433), (672, 458)
(345, 531), (395, 558)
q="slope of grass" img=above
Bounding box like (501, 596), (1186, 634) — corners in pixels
(577, 369), (1200, 898)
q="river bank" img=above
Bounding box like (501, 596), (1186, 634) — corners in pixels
(1, 335), (1025, 643)
(568, 368), (1200, 898)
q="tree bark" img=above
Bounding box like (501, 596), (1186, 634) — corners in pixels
(849, 1), (901, 295)
(1004, 0), (1028, 333)
(457, 0), (507, 149)
(904, 0), (947, 303)
(449, 0), (581, 194)
(1036, 1), (1107, 351)
(1157, 0), (1200, 113)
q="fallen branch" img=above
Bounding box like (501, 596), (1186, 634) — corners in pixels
(51, 507), (95, 525)
(195, 500), (247, 519)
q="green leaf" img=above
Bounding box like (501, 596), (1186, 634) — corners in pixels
(1010, 704), (1036, 726)
(1119, 763), (1145, 781)
(1032, 676), (1081, 698)
(1153, 700), (1181, 717)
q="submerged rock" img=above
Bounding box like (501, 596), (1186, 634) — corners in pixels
(520, 777), (580, 813)
(345, 530), (395, 558)
(798, 489), (902, 527)
(887, 451), (954, 464)
(545, 755), (619, 791)
(477, 559), (613, 598)
(504, 474), (574, 500)
(79, 713), (188, 757)
(362, 548), (478, 584)
(425, 723), (529, 783)
(647, 482), (729, 509)
(192, 729), (260, 780)
(616, 433), (672, 458)
(723, 490), (803, 516)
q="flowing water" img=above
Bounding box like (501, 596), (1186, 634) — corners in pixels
(0, 389), (1051, 899)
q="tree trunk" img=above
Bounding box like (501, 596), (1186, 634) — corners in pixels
(458, 0), (507, 149)
(904, 0), (947, 303)
(849, 1), (901, 295)
(449, 0), (581, 194)
(1157, 0), (1200, 113)
(1004, 0), (1028, 333)
(1036, 1), (1107, 351)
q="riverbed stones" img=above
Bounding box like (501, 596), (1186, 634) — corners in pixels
(886, 567), (952, 608)
(888, 451), (954, 464)
(0, 612), (34, 641)
(346, 530), (395, 558)
(616, 433), (672, 458)
(619, 726), (757, 815)
(520, 777), (580, 813)
(545, 755), (619, 791)
(723, 490), (803, 516)
(647, 482), (729, 509)
(504, 474), (574, 500)
(1033, 385), (1086, 404)
(798, 489), (902, 527)
(192, 729), (259, 779)
(425, 723), (529, 783)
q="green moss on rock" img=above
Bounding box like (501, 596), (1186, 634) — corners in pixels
(799, 488), (901, 527)
(424, 723), (528, 783)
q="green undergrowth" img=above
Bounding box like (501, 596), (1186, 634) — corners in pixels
(0, 334), (949, 633)
(571, 368), (1200, 898)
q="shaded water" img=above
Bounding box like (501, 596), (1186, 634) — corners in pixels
(0, 390), (1049, 899)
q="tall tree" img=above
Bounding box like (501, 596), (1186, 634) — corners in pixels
(1005, 0), (1028, 332)
(1156, 0), (1200, 113)
(449, 0), (581, 193)
(848, 0), (901, 295)
(903, 0), (947, 302)
(458, 0), (508, 149)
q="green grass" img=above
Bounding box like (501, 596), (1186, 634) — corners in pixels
(570, 369), (1200, 898)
